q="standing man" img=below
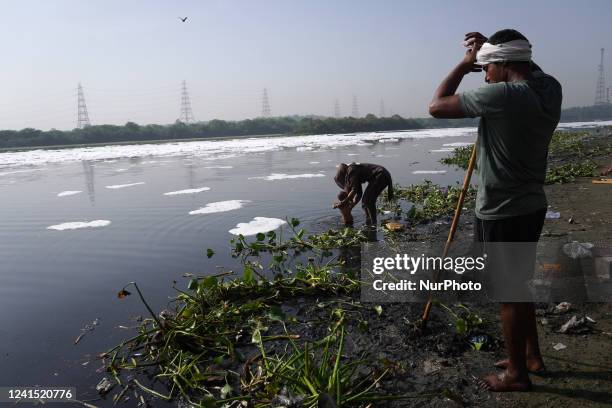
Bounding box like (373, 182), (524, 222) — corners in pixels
(428, 29), (562, 391)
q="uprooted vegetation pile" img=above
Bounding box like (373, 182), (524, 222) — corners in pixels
(440, 129), (612, 184)
(99, 185), (489, 407)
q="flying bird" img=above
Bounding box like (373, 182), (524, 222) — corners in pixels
(179, 17), (188, 22)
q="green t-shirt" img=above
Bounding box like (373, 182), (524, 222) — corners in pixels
(459, 71), (562, 220)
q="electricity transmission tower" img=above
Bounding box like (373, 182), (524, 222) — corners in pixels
(179, 80), (196, 123)
(261, 88), (271, 117)
(351, 95), (359, 117)
(334, 98), (341, 118)
(595, 48), (607, 105)
(77, 83), (91, 129)
(379, 99), (386, 117)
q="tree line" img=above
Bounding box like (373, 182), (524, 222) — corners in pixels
(1, 103), (610, 149)
(0, 115), (478, 149)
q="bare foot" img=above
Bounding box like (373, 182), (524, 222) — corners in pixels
(476, 371), (532, 392)
(494, 358), (546, 374)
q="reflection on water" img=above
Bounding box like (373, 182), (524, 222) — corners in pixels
(82, 160), (95, 205)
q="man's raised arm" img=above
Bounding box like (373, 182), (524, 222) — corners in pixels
(428, 32), (486, 118)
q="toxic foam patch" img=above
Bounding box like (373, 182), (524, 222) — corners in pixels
(0, 127), (480, 167)
(57, 190), (83, 197)
(229, 217), (287, 236)
(0, 169), (38, 177)
(412, 170), (447, 174)
(164, 187), (211, 196)
(442, 142), (474, 147)
(429, 148), (455, 153)
(47, 220), (111, 231)
(105, 182), (146, 189)
(189, 200), (251, 215)
(249, 173), (325, 181)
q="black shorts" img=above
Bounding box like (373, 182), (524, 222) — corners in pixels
(473, 208), (547, 301)
(474, 208), (547, 243)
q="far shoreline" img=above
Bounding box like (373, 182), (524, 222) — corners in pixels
(1, 119), (609, 155)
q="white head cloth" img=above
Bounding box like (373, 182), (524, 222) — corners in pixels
(476, 39), (532, 66)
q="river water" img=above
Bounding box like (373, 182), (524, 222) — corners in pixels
(0, 121), (607, 403)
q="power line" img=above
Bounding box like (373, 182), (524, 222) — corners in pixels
(179, 80), (196, 123)
(351, 94), (359, 118)
(379, 99), (386, 117)
(334, 98), (341, 118)
(261, 88), (271, 117)
(77, 82), (91, 129)
(595, 48), (608, 105)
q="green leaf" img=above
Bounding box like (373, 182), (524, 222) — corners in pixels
(471, 342), (484, 351)
(243, 265), (254, 283)
(455, 318), (468, 334)
(206, 248), (215, 258)
(266, 305), (286, 322)
(297, 228), (305, 239)
(256, 232), (265, 241)
(187, 278), (198, 291)
(220, 383), (232, 399)
(201, 276), (218, 289)
(374, 305), (383, 316)
(251, 328), (262, 344)
(290, 217), (300, 227)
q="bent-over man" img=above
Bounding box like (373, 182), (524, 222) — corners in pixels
(333, 162), (393, 226)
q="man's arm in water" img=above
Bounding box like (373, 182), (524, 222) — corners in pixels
(429, 32), (486, 119)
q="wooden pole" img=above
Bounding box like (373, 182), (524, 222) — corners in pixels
(420, 139), (478, 326)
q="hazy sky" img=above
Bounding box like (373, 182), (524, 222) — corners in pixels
(1, 0), (611, 130)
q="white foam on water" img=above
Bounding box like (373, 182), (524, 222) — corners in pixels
(47, 220), (111, 231)
(115, 168), (128, 172)
(5, 120), (606, 168)
(429, 148), (456, 153)
(347, 153), (359, 156)
(249, 173), (325, 181)
(189, 200), (251, 215)
(57, 190), (83, 197)
(204, 166), (233, 169)
(0, 127), (478, 167)
(378, 138), (399, 143)
(412, 170), (447, 174)
(164, 187), (211, 196)
(0, 169), (38, 177)
(443, 142), (474, 147)
(229, 217), (287, 236)
(105, 182), (146, 189)
(557, 120), (612, 128)
(309, 161), (320, 164)
(296, 146), (315, 151)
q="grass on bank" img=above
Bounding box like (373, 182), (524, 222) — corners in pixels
(440, 130), (610, 184)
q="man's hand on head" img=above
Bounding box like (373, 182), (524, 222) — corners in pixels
(460, 32), (487, 74)
(429, 31), (488, 119)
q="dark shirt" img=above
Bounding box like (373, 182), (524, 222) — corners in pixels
(334, 162), (387, 204)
